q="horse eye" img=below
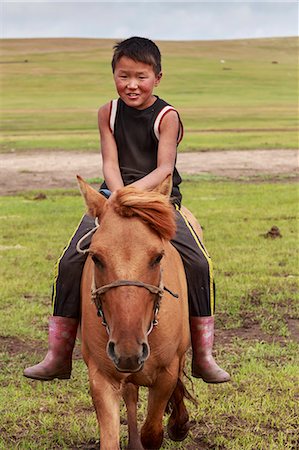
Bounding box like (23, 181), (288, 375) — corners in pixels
(92, 255), (104, 269)
(151, 252), (164, 267)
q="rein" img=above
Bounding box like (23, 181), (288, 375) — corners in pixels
(76, 217), (100, 255)
(76, 218), (179, 336)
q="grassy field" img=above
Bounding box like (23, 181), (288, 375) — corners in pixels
(0, 35), (298, 449)
(0, 178), (298, 449)
(1, 37), (298, 152)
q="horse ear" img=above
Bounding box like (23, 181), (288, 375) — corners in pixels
(154, 174), (172, 197)
(77, 175), (107, 218)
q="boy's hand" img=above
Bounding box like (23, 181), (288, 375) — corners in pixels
(99, 188), (111, 199)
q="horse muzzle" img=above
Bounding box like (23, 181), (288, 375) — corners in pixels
(107, 340), (149, 373)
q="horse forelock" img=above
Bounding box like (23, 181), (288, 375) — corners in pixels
(110, 186), (176, 241)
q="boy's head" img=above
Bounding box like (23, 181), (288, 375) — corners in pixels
(112, 36), (161, 76)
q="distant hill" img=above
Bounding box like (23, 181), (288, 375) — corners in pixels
(1, 37), (298, 152)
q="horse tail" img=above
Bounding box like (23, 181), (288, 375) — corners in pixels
(166, 376), (198, 414)
(166, 376), (198, 441)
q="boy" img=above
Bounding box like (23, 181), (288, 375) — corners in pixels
(24, 37), (230, 383)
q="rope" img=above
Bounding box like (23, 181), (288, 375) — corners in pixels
(76, 217), (100, 254)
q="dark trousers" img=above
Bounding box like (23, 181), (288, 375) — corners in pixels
(52, 209), (215, 318)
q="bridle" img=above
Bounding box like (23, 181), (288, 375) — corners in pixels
(91, 270), (178, 336)
(76, 218), (179, 336)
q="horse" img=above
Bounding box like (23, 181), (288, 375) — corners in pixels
(77, 175), (198, 450)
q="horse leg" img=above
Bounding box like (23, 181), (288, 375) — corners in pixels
(122, 383), (144, 450)
(167, 377), (190, 441)
(140, 361), (179, 450)
(88, 364), (121, 450)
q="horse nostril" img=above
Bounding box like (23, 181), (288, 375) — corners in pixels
(142, 342), (149, 359)
(139, 342), (149, 363)
(107, 341), (119, 363)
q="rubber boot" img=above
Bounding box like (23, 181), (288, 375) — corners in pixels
(23, 316), (78, 381)
(190, 316), (230, 383)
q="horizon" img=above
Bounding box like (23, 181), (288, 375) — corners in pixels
(2, 35), (297, 42)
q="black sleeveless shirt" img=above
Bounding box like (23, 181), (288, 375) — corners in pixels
(101, 96), (183, 205)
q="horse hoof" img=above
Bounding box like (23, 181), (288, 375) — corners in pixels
(167, 421), (190, 442)
(126, 443), (144, 450)
(141, 428), (163, 449)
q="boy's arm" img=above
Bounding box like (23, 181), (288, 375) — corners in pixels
(131, 110), (179, 191)
(98, 103), (124, 192)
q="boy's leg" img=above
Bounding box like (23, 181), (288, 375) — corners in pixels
(24, 215), (96, 381)
(52, 214), (96, 318)
(171, 207), (230, 383)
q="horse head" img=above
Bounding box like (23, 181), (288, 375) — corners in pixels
(77, 175), (176, 373)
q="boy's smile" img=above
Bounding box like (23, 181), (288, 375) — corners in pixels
(113, 56), (162, 110)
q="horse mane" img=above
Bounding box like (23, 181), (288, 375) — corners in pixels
(111, 186), (176, 241)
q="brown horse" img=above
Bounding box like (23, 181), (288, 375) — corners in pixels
(78, 175), (195, 450)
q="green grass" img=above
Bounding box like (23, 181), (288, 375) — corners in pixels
(0, 179), (298, 449)
(1, 37), (298, 152)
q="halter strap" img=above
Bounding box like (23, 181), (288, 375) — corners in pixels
(92, 278), (164, 298)
(91, 271), (178, 336)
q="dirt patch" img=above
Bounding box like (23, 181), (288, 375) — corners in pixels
(0, 149), (298, 195)
(67, 441), (100, 450)
(287, 318), (299, 342)
(2, 316), (297, 361)
(215, 319), (298, 346)
(0, 335), (42, 356)
(0, 335), (82, 359)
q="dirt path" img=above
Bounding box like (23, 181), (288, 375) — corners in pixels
(0, 149), (298, 195)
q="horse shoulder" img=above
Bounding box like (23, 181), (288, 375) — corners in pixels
(152, 242), (190, 351)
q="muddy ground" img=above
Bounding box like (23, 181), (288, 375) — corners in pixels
(1, 149), (298, 195)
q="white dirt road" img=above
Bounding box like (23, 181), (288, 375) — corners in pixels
(0, 149), (298, 195)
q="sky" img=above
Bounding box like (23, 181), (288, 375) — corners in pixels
(1, 1), (298, 41)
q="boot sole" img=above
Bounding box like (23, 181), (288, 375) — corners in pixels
(192, 372), (230, 383)
(23, 373), (71, 381)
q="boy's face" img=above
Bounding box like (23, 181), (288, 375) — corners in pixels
(113, 56), (162, 110)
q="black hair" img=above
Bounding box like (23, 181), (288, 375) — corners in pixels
(112, 36), (162, 75)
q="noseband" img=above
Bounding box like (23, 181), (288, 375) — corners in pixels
(91, 272), (178, 336)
